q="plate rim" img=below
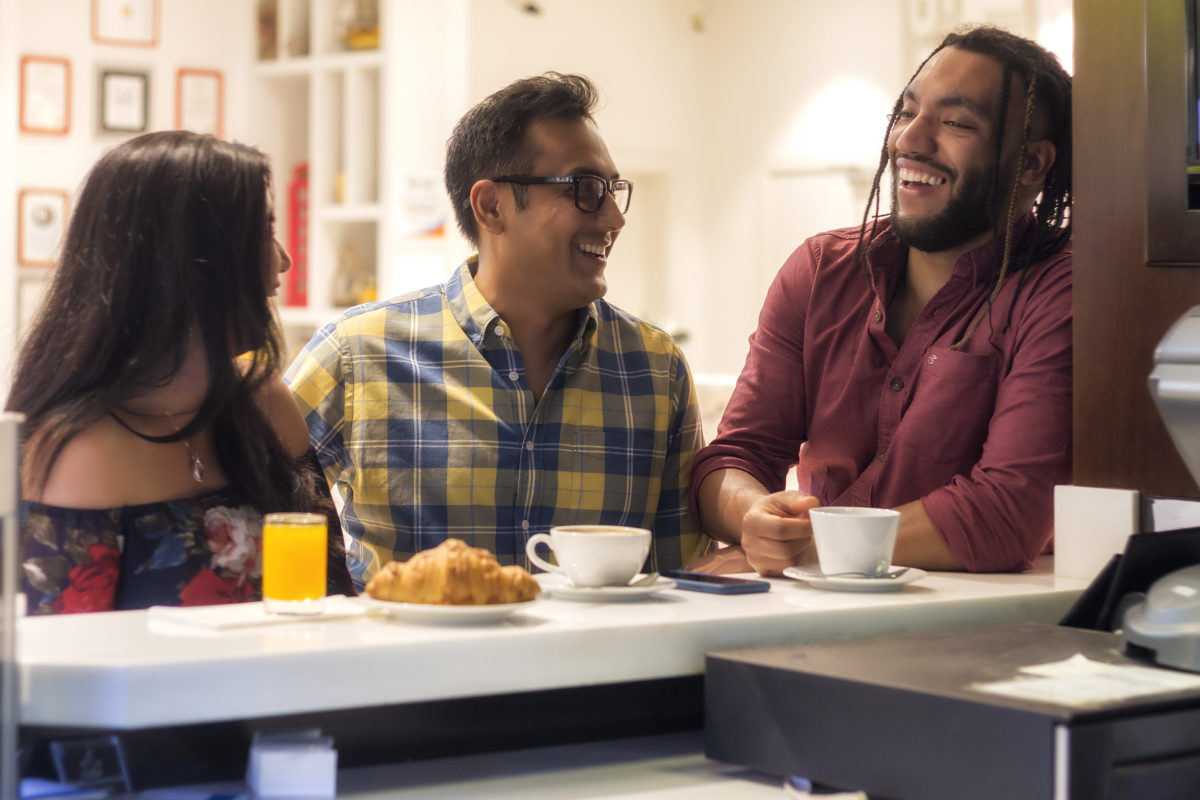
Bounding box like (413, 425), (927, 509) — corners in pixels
(782, 565), (927, 590)
(533, 572), (677, 597)
(360, 595), (541, 617)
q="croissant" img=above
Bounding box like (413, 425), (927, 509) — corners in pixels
(365, 538), (541, 605)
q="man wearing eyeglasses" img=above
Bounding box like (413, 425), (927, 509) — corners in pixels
(286, 72), (708, 587)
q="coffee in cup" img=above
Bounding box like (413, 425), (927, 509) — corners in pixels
(525, 525), (651, 587)
(808, 506), (900, 577)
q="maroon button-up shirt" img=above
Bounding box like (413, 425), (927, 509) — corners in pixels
(691, 218), (1072, 572)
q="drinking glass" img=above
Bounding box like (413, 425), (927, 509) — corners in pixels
(262, 512), (327, 615)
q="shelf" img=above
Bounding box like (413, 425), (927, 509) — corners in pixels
(255, 0), (460, 352)
(276, 304), (348, 328)
(255, 49), (382, 76)
(318, 50), (383, 70)
(318, 203), (382, 222)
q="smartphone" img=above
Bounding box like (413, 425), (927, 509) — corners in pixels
(663, 569), (771, 594)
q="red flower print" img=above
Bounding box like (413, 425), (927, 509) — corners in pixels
(178, 566), (255, 607)
(205, 506), (262, 581)
(55, 543), (120, 614)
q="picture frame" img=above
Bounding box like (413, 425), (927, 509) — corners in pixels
(91, 0), (159, 48)
(17, 189), (69, 268)
(175, 68), (223, 138)
(99, 69), (149, 133)
(19, 55), (70, 135)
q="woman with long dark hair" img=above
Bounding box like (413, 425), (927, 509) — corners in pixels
(9, 130), (352, 614)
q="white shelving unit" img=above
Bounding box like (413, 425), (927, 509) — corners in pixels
(252, 0), (468, 358)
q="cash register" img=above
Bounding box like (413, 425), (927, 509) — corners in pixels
(704, 307), (1200, 800)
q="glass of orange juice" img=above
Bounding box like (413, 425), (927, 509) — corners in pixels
(262, 512), (327, 615)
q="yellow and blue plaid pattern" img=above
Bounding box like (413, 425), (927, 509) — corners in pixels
(285, 258), (708, 585)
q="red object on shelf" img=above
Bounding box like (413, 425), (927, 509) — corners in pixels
(284, 163), (309, 306)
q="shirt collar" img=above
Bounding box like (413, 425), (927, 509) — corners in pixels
(447, 255), (600, 349)
(447, 256), (501, 348)
(866, 211), (1039, 286)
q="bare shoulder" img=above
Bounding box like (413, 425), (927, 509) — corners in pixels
(253, 374), (312, 459)
(32, 418), (134, 508)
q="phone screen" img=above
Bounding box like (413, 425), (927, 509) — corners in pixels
(663, 570), (759, 585)
(663, 570), (771, 593)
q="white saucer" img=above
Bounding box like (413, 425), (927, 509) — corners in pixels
(362, 596), (540, 624)
(535, 573), (676, 602)
(782, 566), (927, 593)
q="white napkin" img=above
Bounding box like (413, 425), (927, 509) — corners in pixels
(147, 595), (368, 630)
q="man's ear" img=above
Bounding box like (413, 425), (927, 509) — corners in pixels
(470, 180), (504, 235)
(1020, 139), (1056, 187)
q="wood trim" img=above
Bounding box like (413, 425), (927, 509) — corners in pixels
(1074, 0), (1200, 497)
(90, 0), (160, 48)
(16, 188), (68, 268)
(1144, 0), (1200, 264)
(174, 68), (224, 138)
(18, 55), (70, 135)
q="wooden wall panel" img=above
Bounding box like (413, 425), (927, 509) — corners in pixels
(1074, 0), (1200, 497)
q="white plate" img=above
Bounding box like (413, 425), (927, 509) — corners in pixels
(535, 573), (676, 602)
(362, 596), (540, 624)
(782, 566), (927, 593)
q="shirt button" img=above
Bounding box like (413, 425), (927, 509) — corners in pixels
(508, 370), (519, 382)
(525, 440), (535, 452)
(873, 311), (883, 323)
(890, 378), (904, 391)
(495, 325), (506, 337)
(521, 520), (530, 531)
(876, 450), (887, 462)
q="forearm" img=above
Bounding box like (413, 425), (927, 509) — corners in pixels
(697, 468), (770, 545)
(891, 498), (966, 571)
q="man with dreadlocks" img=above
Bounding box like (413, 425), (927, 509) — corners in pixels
(689, 25), (1072, 575)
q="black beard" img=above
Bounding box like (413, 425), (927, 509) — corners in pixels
(890, 163), (995, 253)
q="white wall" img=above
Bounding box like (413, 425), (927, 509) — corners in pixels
(460, 0), (705, 344)
(687, 0), (904, 374)
(2, 0), (1072, 385)
(0, 0), (17, 392)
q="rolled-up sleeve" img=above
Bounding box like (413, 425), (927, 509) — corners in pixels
(922, 258), (1073, 572)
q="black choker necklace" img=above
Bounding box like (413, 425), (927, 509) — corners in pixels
(109, 410), (206, 484)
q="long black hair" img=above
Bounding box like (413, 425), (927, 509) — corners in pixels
(7, 131), (299, 512)
(856, 25), (1072, 346)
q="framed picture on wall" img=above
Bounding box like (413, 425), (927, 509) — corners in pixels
(99, 69), (149, 133)
(17, 189), (69, 268)
(175, 68), (223, 137)
(19, 55), (70, 135)
(91, 0), (159, 47)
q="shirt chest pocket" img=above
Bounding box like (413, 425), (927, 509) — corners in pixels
(901, 347), (998, 469)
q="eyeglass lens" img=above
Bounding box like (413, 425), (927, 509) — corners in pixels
(576, 176), (631, 214)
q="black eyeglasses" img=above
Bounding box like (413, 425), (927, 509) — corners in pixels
(490, 174), (633, 214)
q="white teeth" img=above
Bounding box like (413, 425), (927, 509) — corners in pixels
(899, 168), (946, 186)
(579, 243), (606, 256)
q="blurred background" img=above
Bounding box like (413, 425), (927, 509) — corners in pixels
(0, 0), (1073, 430)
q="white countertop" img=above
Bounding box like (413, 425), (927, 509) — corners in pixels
(18, 559), (1086, 729)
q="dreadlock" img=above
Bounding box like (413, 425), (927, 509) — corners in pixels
(855, 25), (1072, 349)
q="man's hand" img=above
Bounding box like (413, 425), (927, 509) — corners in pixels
(741, 491), (821, 576)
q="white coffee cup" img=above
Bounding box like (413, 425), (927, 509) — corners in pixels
(525, 525), (651, 587)
(809, 507), (900, 577)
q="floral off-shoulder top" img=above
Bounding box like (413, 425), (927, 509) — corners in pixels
(21, 488), (268, 615)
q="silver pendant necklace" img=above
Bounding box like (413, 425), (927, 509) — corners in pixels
(164, 410), (206, 484)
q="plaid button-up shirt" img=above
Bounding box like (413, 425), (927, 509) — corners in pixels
(285, 258), (708, 586)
